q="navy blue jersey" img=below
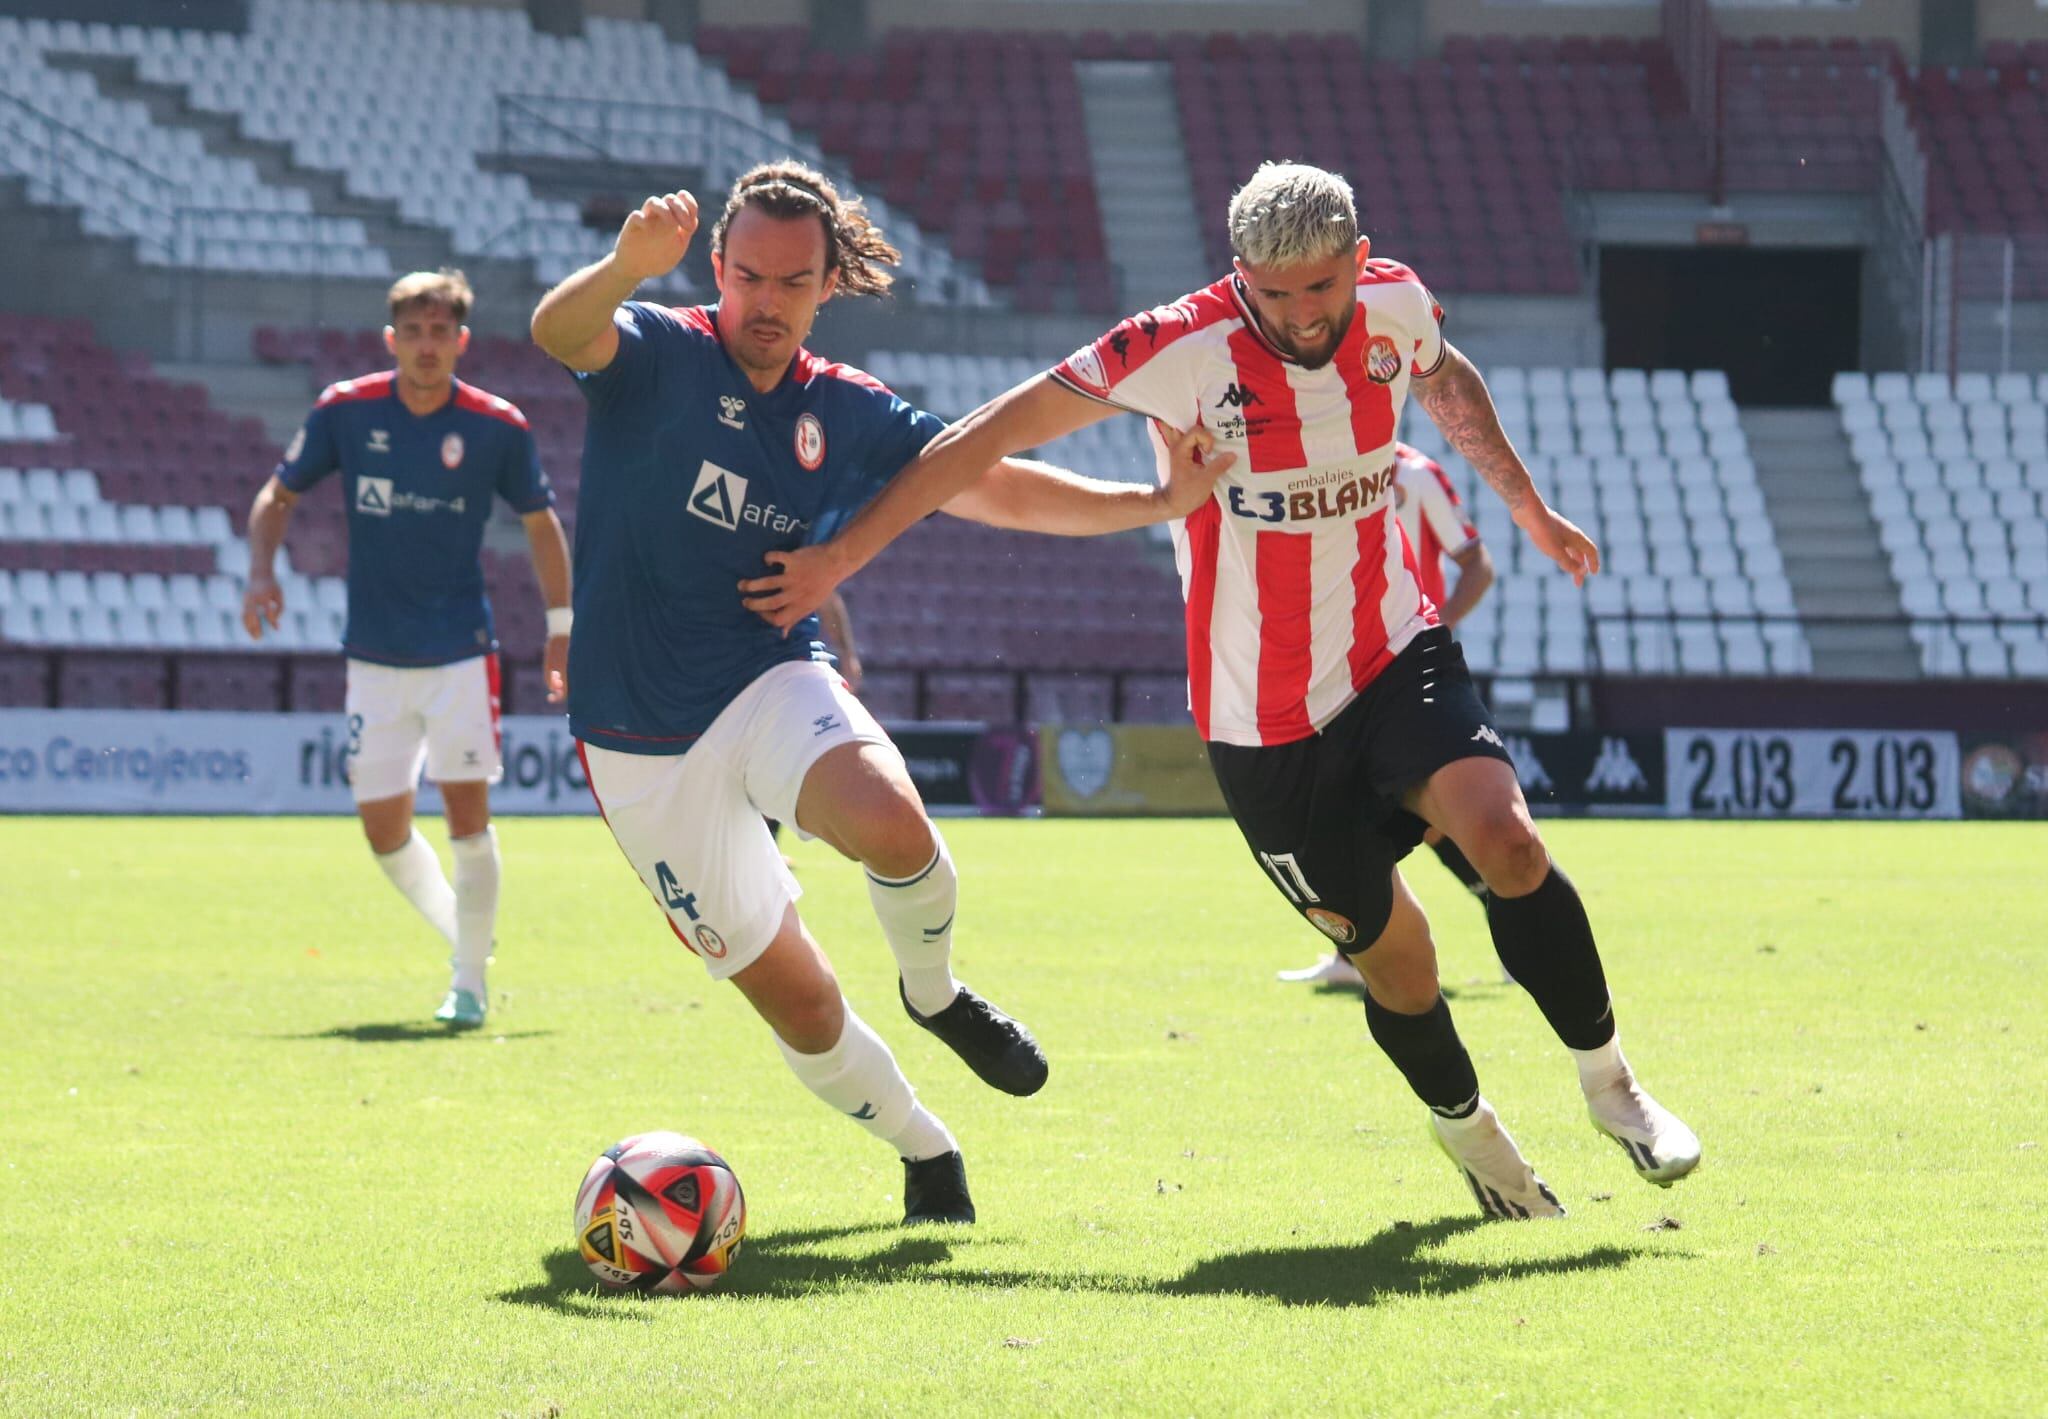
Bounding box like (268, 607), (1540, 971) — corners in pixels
(567, 301), (943, 753)
(277, 372), (553, 666)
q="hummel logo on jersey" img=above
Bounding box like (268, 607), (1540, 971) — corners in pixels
(356, 476), (393, 516)
(367, 429), (390, 454)
(812, 714), (840, 736)
(1217, 382), (1263, 408)
(1584, 736), (1649, 792)
(718, 395), (747, 430)
(1471, 725), (1505, 749)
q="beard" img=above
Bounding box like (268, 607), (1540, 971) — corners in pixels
(1261, 302), (1354, 370)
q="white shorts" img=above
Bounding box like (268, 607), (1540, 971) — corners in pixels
(344, 654), (503, 804)
(578, 659), (891, 981)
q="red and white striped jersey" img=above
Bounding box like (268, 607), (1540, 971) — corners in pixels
(1050, 262), (1449, 747)
(1392, 443), (1480, 611)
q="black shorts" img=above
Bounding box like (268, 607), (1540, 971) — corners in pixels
(1206, 627), (1511, 953)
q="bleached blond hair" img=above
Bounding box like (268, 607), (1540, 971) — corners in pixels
(1227, 162), (1359, 269)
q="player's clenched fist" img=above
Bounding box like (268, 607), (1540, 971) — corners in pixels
(612, 191), (699, 283)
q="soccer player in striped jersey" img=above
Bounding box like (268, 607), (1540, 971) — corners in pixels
(745, 162), (1700, 1219)
(1279, 442), (1497, 988)
(530, 164), (1223, 1223)
(243, 270), (572, 1029)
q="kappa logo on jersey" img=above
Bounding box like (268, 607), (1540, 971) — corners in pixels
(441, 433), (464, 469)
(368, 429), (391, 454)
(653, 860), (699, 920)
(1217, 382), (1263, 408)
(1363, 334), (1404, 385)
(794, 412), (825, 471)
(687, 460), (811, 535)
(356, 475), (394, 516)
(717, 395), (747, 430)
(1226, 460), (1397, 525)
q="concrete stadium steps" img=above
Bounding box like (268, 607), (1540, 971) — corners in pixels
(1077, 61), (1212, 311)
(1741, 407), (1919, 679)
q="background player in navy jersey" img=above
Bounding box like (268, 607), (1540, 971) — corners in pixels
(743, 162), (1699, 1222)
(530, 162), (1223, 1223)
(243, 270), (572, 1029)
(1280, 442), (1498, 989)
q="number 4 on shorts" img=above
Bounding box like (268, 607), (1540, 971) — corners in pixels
(654, 860), (699, 920)
(1258, 851), (1319, 904)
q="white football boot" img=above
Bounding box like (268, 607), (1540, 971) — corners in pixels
(1586, 1074), (1701, 1186)
(1430, 1098), (1566, 1219)
(1276, 951), (1364, 986)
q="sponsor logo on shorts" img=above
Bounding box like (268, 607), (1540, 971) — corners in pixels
(794, 413), (825, 470)
(441, 432), (464, 469)
(694, 924), (727, 958)
(1306, 907), (1357, 944)
(1363, 334), (1403, 385)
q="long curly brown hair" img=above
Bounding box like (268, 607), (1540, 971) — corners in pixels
(710, 160), (900, 297)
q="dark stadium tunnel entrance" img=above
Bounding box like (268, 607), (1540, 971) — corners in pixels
(1599, 245), (1863, 407)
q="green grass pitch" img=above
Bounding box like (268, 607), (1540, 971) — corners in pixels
(2, 816), (2042, 1417)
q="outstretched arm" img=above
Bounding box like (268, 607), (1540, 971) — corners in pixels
(941, 426), (1230, 536)
(740, 376), (1141, 630)
(1412, 344), (1599, 584)
(522, 507), (573, 702)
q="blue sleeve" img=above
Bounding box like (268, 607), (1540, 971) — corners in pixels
(276, 401), (340, 492)
(861, 395), (947, 494)
(498, 426), (554, 514)
(571, 301), (675, 412)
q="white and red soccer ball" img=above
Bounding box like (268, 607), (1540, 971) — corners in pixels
(574, 1131), (745, 1293)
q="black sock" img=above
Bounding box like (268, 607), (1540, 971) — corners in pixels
(1364, 992), (1480, 1116)
(1484, 864), (1616, 1050)
(1430, 836), (1488, 897)
(766, 817), (782, 843)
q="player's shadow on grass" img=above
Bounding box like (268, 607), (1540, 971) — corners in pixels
(281, 1022), (555, 1043)
(496, 1224), (959, 1315)
(937, 1216), (1669, 1309)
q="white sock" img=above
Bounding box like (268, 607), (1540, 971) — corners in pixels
(449, 826), (500, 996)
(867, 834), (960, 1016)
(1571, 1034), (1631, 1096)
(776, 1007), (957, 1162)
(373, 831), (457, 948)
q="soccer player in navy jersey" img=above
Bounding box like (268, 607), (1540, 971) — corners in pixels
(244, 270), (572, 1029)
(530, 162), (1223, 1223)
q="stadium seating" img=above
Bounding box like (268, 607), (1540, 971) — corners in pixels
(1835, 370), (2048, 677)
(0, 18), (384, 278)
(1402, 367), (1812, 678)
(694, 27), (1112, 312)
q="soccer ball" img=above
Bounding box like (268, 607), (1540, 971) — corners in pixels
(574, 1131), (746, 1293)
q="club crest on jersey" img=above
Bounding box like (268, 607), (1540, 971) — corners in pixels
(718, 395), (747, 430)
(1064, 344), (1110, 397)
(794, 412), (825, 471)
(441, 433), (464, 469)
(1363, 335), (1403, 385)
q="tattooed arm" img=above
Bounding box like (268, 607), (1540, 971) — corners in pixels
(1411, 343), (1601, 584)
